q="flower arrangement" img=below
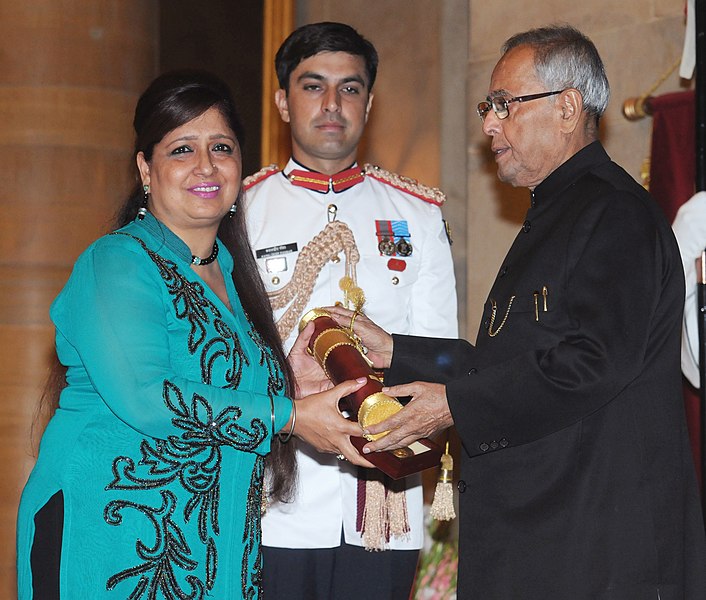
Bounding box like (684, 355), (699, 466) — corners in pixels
(412, 510), (458, 599)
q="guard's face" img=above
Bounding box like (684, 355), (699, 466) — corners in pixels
(276, 51), (373, 174)
(482, 45), (566, 190)
(137, 107), (241, 238)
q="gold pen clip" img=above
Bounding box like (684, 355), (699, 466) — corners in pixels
(542, 285), (548, 312)
(533, 291), (539, 321)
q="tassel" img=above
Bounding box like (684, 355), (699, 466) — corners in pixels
(430, 442), (456, 521)
(361, 478), (387, 551)
(387, 486), (411, 542)
(358, 474), (411, 551)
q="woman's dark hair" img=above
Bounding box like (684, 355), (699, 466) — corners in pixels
(39, 69), (297, 502)
(116, 69), (246, 224)
(275, 21), (378, 92)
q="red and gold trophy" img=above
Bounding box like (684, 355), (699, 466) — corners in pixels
(299, 307), (441, 479)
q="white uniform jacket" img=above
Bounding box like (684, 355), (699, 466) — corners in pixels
(673, 190), (706, 388)
(244, 159), (458, 549)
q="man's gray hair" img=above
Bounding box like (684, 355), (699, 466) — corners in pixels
(502, 25), (610, 121)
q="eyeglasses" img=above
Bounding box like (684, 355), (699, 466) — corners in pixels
(477, 90), (563, 121)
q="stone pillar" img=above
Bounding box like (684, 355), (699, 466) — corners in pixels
(0, 2), (157, 595)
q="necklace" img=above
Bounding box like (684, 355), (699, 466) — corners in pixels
(191, 243), (219, 266)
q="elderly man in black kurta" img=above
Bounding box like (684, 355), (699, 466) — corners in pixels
(327, 25), (706, 598)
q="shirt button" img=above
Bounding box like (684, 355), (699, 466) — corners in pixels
(523, 220), (531, 232)
(391, 276), (399, 285)
(479, 442), (490, 452)
(490, 440), (499, 450)
(271, 276), (280, 285)
(499, 438), (509, 448)
(457, 480), (467, 493)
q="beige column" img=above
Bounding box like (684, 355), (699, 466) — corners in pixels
(0, 2), (157, 596)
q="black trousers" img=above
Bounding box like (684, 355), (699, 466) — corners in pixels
(30, 490), (64, 600)
(262, 540), (419, 600)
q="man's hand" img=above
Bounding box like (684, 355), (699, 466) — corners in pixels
(361, 382), (454, 453)
(287, 321), (332, 398)
(295, 377), (376, 468)
(326, 306), (394, 369)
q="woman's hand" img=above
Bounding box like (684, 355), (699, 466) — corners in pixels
(294, 377), (376, 468)
(325, 306), (394, 369)
(287, 321), (332, 398)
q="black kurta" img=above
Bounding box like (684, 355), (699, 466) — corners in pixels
(389, 142), (706, 598)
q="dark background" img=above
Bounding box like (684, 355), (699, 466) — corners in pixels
(160, 1), (265, 176)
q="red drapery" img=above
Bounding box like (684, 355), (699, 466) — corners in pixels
(648, 89), (700, 480)
(649, 90), (696, 220)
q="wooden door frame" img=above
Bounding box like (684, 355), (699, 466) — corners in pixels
(261, 0), (295, 167)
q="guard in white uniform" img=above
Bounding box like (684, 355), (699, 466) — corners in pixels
(243, 22), (458, 599)
(673, 190), (706, 388)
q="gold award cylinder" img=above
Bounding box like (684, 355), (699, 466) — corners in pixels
(300, 308), (402, 439)
(299, 308), (442, 480)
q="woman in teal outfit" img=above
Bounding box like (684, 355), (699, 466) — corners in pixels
(16, 70), (366, 599)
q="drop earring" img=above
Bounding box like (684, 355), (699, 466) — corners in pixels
(138, 184), (149, 220)
(228, 203), (236, 218)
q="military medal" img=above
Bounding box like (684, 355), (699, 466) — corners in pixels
(391, 220), (412, 256)
(375, 219), (413, 257)
(396, 238), (412, 256)
(378, 237), (396, 255)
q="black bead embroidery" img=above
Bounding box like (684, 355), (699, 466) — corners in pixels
(242, 456), (265, 598)
(104, 234), (275, 598)
(105, 490), (204, 599)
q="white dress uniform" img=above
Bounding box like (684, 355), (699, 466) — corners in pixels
(673, 190), (706, 388)
(244, 158), (458, 551)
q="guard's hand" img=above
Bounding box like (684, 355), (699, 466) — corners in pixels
(295, 377), (376, 468)
(325, 306), (393, 369)
(361, 382), (453, 453)
(287, 321), (332, 398)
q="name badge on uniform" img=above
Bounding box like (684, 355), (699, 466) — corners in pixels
(265, 256), (288, 273)
(256, 242), (298, 273)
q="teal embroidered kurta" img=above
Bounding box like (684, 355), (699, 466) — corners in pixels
(17, 213), (292, 599)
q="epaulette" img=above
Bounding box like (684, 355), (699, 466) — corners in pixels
(243, 164), (280, 191)
(363, 163), (446, 206)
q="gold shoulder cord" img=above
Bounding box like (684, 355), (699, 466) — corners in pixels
(268, 220), (363, 341)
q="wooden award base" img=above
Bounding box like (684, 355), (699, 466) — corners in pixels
(350, 436), (442, 480)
